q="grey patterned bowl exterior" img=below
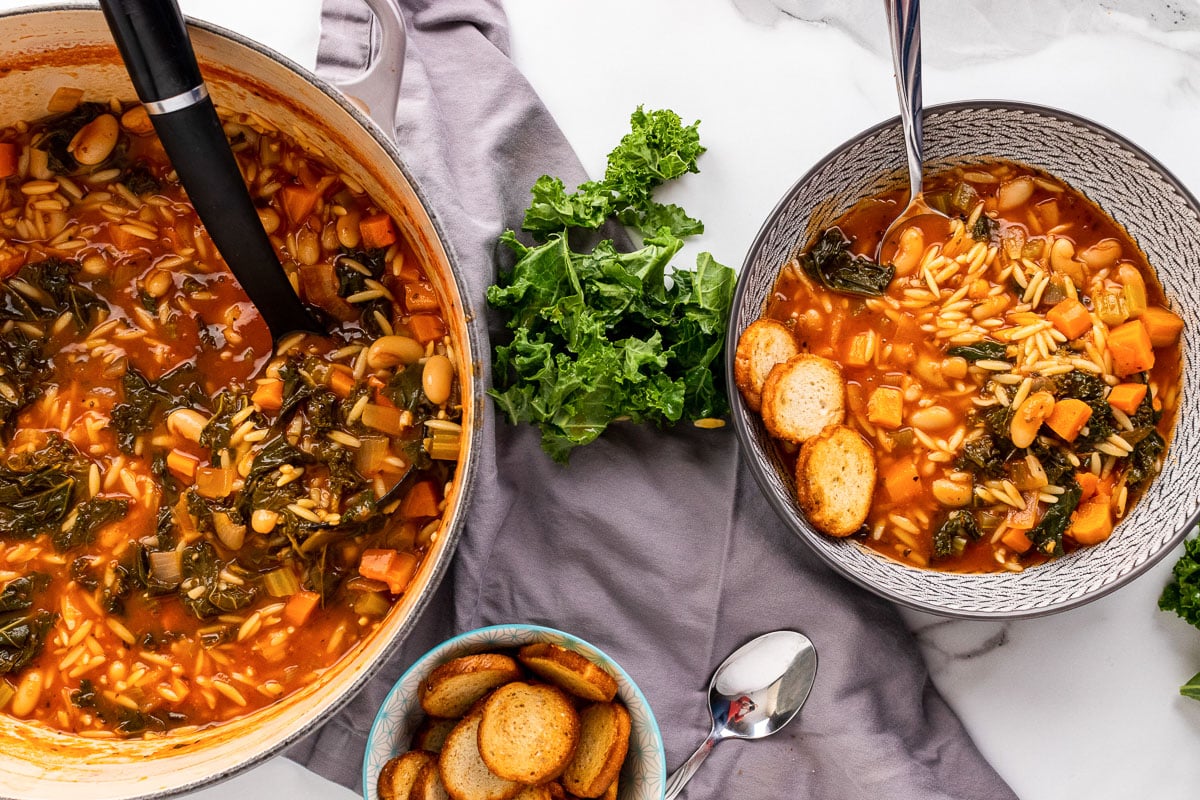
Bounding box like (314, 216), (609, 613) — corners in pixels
(363, 624), (666, 800)
(730, 101), (1200, 619)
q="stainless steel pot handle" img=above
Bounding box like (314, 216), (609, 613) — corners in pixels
(328, 0), (406, 133)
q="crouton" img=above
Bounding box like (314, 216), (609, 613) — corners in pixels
(795, 424), (876, 537)
(411, 761), (452, 800)
(380, 750), (436, 800)
(734, 319), (799, 411)
(413, 717), (459, 754)
(517, 643), (618, 703)
(419, 653), (522, 718)
(561, 703), (630, 799)
(438, 714), (524, 800)
(478, 682), (581, 784)
(760, 354), (845, 443)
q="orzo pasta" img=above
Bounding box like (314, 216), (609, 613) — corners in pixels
(740, 162), (1182, 573)
(0, 95), (461, 734)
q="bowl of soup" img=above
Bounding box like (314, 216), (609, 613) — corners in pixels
(0, 5), (483, 799)
(729, 101), (1200, 618)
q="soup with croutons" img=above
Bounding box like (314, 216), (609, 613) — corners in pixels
(735, 162), (1182, 573)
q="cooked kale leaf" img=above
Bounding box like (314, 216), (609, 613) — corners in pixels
(111, 369), (168, 454)
(1028, 480), (1082, 558)
(798, 227), (894, 298)
(947, 341), (1008, 362)
(53, 497), (129, 552)
(0, 458), (75, 535)
(933, 510), (981, 559)
(0, 572), (53, 674)
(179, 542), (255, 619)
(0, 330), (47, 434)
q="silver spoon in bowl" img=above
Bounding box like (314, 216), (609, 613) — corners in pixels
(878, 0), (950, 266)
(663, 630), (818, 800)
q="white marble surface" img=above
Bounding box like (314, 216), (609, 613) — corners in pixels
(3, 0), (1199, 798)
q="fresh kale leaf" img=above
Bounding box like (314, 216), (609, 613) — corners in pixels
(490, 109), (733, 462)
(799, 227), (894, 298)
(521, 107), (705, 240)
(1161, 536), (1200, 627)
(1028, 480), (1082, 558)
(947, 341), (1008, 362)
(489, 231), (733, 461)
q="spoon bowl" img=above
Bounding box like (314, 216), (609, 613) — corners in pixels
(664, 630), (817, 799)
(878, 0), (950, 262)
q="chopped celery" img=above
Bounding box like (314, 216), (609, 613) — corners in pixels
(263, 567), (301, 598)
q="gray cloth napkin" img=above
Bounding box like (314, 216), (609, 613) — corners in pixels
(290, 2), (1019, 798)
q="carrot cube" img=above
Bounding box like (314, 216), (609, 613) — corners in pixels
(1001, 527), (1033, 554)
(283, 590), (321, 627)
(1107, 320), (1155, 376)
(845, 332), (874, 367)
(0, 142), (18, 179)
(166, 449), (199, 481)
(866, 386), (904, 430)
(359, 213), (398, 249)
(407, 313), (445, 344)
(1076, 471), (1100, 502)
(1106, 383), (1147, 415)
(882, 459), (922, 504)
(1139, 306), (1184, 347)
(280, 183), (321, 224)
(1046, 298), (1092, 340)
(1045, 397), (1092, 443)
(1071, 497), (1113, 545)
(251, 378), (284, 411)
(400, 479), (441, 519)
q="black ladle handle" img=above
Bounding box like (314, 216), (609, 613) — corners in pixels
(99, 0), (321, 340)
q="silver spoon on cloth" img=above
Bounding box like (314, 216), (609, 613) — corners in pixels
(877, 0), (950, 266)
(663, 630), (818, 800)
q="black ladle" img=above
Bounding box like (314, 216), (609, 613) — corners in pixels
(99, 0), (321, 340)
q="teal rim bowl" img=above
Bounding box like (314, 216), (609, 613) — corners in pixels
(362, 624), (666, 800)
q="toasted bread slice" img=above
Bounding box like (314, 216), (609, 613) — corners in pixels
(795, 424), (876, 537)
(761, 354), (845, 443)
(420, 654), (522, 718)
(517, 644), (618, 703)
(412, 761), (451, 800)
(380, 750), (437, 800)
(439, 713), (524, 800)
(413, 717), (459, 754)
(561, 703), (630, 799)
(514, 786), (555, 800)
(734, 319), (800, 412)
(478, 682), (580, 784)
(600, 779), (616, 800)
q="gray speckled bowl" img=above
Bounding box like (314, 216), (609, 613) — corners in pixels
(729, 101), (1200, 619)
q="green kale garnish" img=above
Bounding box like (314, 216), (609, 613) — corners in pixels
(1161, 536), (1200, 628)
(489, 108), (734, 462)
(521, 107), (705, 240)
(798, 227), (894, 298)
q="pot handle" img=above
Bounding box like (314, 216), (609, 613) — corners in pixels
(329, 0), (406, 134)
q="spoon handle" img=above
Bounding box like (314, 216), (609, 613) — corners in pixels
(663, 729), (721, 800)
(885, 0), (924, 201)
